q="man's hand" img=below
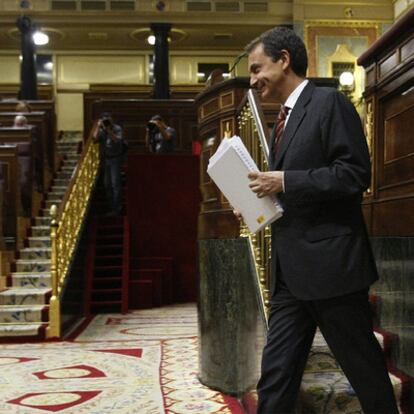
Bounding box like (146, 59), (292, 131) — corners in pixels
(248, 171), (284, 198)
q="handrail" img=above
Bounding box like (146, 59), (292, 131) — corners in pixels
(47, 134), (100, 338)
(237, 90), (273, 325)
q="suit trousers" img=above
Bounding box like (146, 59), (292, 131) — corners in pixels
(257, 271), (399, 414)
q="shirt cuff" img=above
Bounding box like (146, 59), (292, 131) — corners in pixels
(282, 171), (285, 192)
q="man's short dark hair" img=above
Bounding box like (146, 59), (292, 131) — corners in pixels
(151, 114), (163, 122)
(100, 112), (112, 120)
(245, 26), (308, 77)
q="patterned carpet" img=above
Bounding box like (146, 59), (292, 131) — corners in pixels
(0, 304), (245, 413)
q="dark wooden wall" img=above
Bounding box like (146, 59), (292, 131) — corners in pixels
(83, 85), (204, 152)
(84, 98), (198, 153)
(195, 78), (250, 240)
(127, 153), (200, 302)
(358, 8), (414, 236)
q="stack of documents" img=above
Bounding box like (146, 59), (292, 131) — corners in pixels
(207, 135), (283, 233)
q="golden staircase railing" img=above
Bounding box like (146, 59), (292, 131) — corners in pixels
(47, 135), (100, 338)
(237, 89), (273, 326)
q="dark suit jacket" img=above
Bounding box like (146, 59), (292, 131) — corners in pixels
(270, 81), (378, 300)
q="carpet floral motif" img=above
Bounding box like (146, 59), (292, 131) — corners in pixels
(0, 304), (244, 413)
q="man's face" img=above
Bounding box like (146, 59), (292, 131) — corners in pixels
(248, 43), (285, 101)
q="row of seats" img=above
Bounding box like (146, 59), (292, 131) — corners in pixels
(0, 100), (57, 249)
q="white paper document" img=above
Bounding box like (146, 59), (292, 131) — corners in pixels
(207, 135), (283, 233)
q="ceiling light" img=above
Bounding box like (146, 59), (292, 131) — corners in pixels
(33, 31), (49, 46)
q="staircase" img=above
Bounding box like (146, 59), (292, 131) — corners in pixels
(0, 134), (81, 340)
(296, 328), (411, 413)
(85, 215), (129, 315)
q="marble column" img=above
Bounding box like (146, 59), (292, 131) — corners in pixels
(151, 23), (171, 99)
(16, 15), (37, 100)
(198, 238), (266, 395)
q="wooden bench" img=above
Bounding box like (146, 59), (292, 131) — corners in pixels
(0, 145), (21, 245)
(0, 111), (54, 180)
(0, 127), (44, 218)
(0, 100), (57, 163)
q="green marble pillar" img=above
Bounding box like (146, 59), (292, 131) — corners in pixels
(198, 238), (266, 395)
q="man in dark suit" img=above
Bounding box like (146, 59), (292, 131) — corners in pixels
(244, 27), (399, 413)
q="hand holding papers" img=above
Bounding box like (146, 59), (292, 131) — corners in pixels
(207, 136), (283, 233)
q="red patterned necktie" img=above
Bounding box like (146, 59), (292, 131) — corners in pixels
(274, 105), (290, 153)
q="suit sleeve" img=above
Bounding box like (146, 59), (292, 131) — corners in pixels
(283, 90), (371, 202)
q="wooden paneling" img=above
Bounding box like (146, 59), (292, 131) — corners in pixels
(83, 86), (203, 141)
(401, 36), (414, 62)
(0, 146), (20, 241)
(372, 197), (414, 236)
(87, 99), (197, 153)
(195, 78), (251, 239)
(359, 7), (414, 235)
(379, 52), (398, 79)
(0, 111), (54, 178)
(0, 85), (54, 100)
(0, 127), (44, 217)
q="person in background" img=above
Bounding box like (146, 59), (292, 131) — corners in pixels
(93, 113), (124, 216)
(15, 101), (32, 112)
(13, 115), (28, 127)
(147, 114), (177, 153)
(239, 26), (399, 414)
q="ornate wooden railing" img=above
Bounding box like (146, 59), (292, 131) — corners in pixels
(47, 135), (100, 338)
(237, 89), (273, 326)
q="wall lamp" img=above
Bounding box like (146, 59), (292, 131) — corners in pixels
(339, 71), (354, 93)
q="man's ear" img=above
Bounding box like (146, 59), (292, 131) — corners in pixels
(280, 49), (291, 71)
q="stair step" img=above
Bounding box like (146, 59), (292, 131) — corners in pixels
(15, 259), (50, 272)
(387, 327), (414, 378)
(95, 256), (123, 266)
(0, 323), (46, 338)
(33, 216), (51, 226)
(53, 178), (70, 186)
(374, 292), (414, 329)
(372, 259), (414, 293)
(51, 185), (67, 192)
(11, 273), (51, 288)
(95, 246), (122, 253)
(44, 200), (62, 209)
(47, 192), (64, 199)
(41, 208), (54, 217)
(27, 237), (51, 248)
(0, 288), (51, 305)
(19, 248), (51, 260)
(61, 165), (76, 171)
(0, 305), (48, 323)
(31, 226), (50, 237)
(93, 277), (122, 289)
(298, 369), (404, 413)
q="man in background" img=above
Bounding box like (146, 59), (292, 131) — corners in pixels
(147, 114), (177, 153)
(93, 112), (124, 216)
